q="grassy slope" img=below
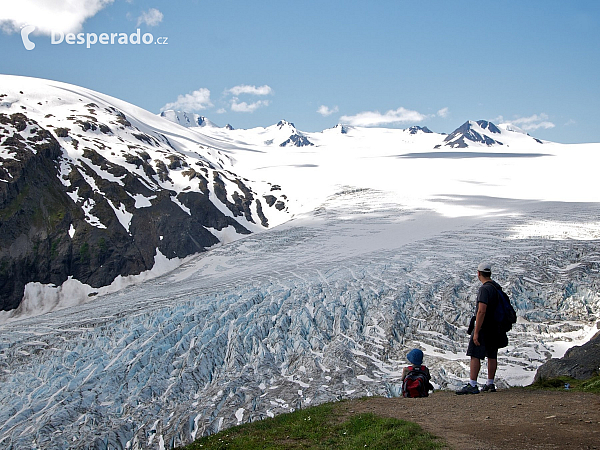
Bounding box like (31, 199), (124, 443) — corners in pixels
(178, 377), (600, 450)
(178, 402), (444, 450)
(527, 375), (600, 393)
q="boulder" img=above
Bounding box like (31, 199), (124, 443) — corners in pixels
(534, 328), (600, 381)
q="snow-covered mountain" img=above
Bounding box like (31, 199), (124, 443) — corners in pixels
(159, 115), (315, 148)
(159, 110), (220, 128)
(267, 120), (314, 147)
(442, 119), (545, 148)
(0, 75), (290, 312)
(2, 75), (600, 450)
(407, 125), (433, 135)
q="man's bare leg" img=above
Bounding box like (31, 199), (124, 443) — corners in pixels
(487, 358), (497, 380)
(470, 356), (481, 382)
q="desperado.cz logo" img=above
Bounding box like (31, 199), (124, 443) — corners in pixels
(21, 26), (168, 50)
(21, 25), (36, 50)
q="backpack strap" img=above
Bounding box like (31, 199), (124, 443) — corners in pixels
(409, 365), (431, 379)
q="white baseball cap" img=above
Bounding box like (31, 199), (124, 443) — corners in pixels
(477, 262), (492, 272)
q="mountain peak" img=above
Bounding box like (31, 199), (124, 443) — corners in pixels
(475, 120), (501, 134)
(276, 120), (295, 129)
(407, 125), (433, 135)
(160, 110), (219, 128)
(444, 120), (504, 148)
(0, 75), (291, 312)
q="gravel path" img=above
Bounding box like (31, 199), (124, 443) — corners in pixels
(338, 389), (600, 449)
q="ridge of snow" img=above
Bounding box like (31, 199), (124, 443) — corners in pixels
(159, 110), (219, 128)
(0, 74), (293, 227)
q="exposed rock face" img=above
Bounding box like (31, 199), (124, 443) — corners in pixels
(407, 125), (433, 134)
(279, 133), (313, 147)
(270, 120), (314, 147)
(444, 120), (504, 148)
(534, 330), (600, 381)
(276, 120), (295, 129)
(476, 120), (502, 134)
(0, 81), (290, 312)
(158, 110), (218, 128)
(330, 124), (349, 134)
(0, 113), (69, 310)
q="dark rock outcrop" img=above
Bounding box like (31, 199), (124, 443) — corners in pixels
(279, 134), (313, 147)
(534, 330), (600, 381)
(407, 126), (433, 135)
(0, 104), (287, 311)
(277, 120), (295, 129)
(444, 120), (504, 148)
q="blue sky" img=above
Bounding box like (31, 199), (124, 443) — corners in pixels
(1, 0), (599, 143)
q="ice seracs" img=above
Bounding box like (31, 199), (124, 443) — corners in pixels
(1, 193), (599, 450)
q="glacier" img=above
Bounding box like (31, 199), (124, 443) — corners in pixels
(1, 76), (600, 449)
(1, 189), (599, 449)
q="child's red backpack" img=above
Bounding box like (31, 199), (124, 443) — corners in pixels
(402, 365), (431, 398)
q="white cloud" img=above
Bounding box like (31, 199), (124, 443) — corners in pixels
(340, 107), (427, 127)
(223, 84), (273, 112)
(0, 0), (114, 35)
(216, 108), (227, 114)
(161, 88), (213, 112)
(227, 85), (273, 96)
(230, 98), (270, 113)
(437, 107), (449, 118)
(500, 113), (555, 131)
(137, 8), (163, 27)
(317, 105), (339, 117)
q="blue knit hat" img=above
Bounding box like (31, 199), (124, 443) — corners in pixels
(407, 348), (423, 366)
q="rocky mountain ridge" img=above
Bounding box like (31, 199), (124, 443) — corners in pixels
(0, 76), (290, 311)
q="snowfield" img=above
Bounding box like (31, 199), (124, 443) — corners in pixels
(1, 76), (600, 449)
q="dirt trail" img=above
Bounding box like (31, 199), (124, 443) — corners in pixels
(338, 389), (600, 449)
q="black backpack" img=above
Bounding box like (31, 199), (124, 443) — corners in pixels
(402, 366), (432, 398)
(493, 286), (517, 332)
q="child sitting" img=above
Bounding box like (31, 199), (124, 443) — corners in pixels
(401, 348), (434, 398)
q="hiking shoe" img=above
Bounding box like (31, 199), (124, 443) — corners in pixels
(456, 384), (480, 395)
(481, 383), (496, 392)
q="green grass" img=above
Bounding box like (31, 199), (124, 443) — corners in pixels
(178, 403), (444, 450)
(528, 375), (600, 394)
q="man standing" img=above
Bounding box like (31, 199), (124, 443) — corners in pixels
(456, 262), (507, 394)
